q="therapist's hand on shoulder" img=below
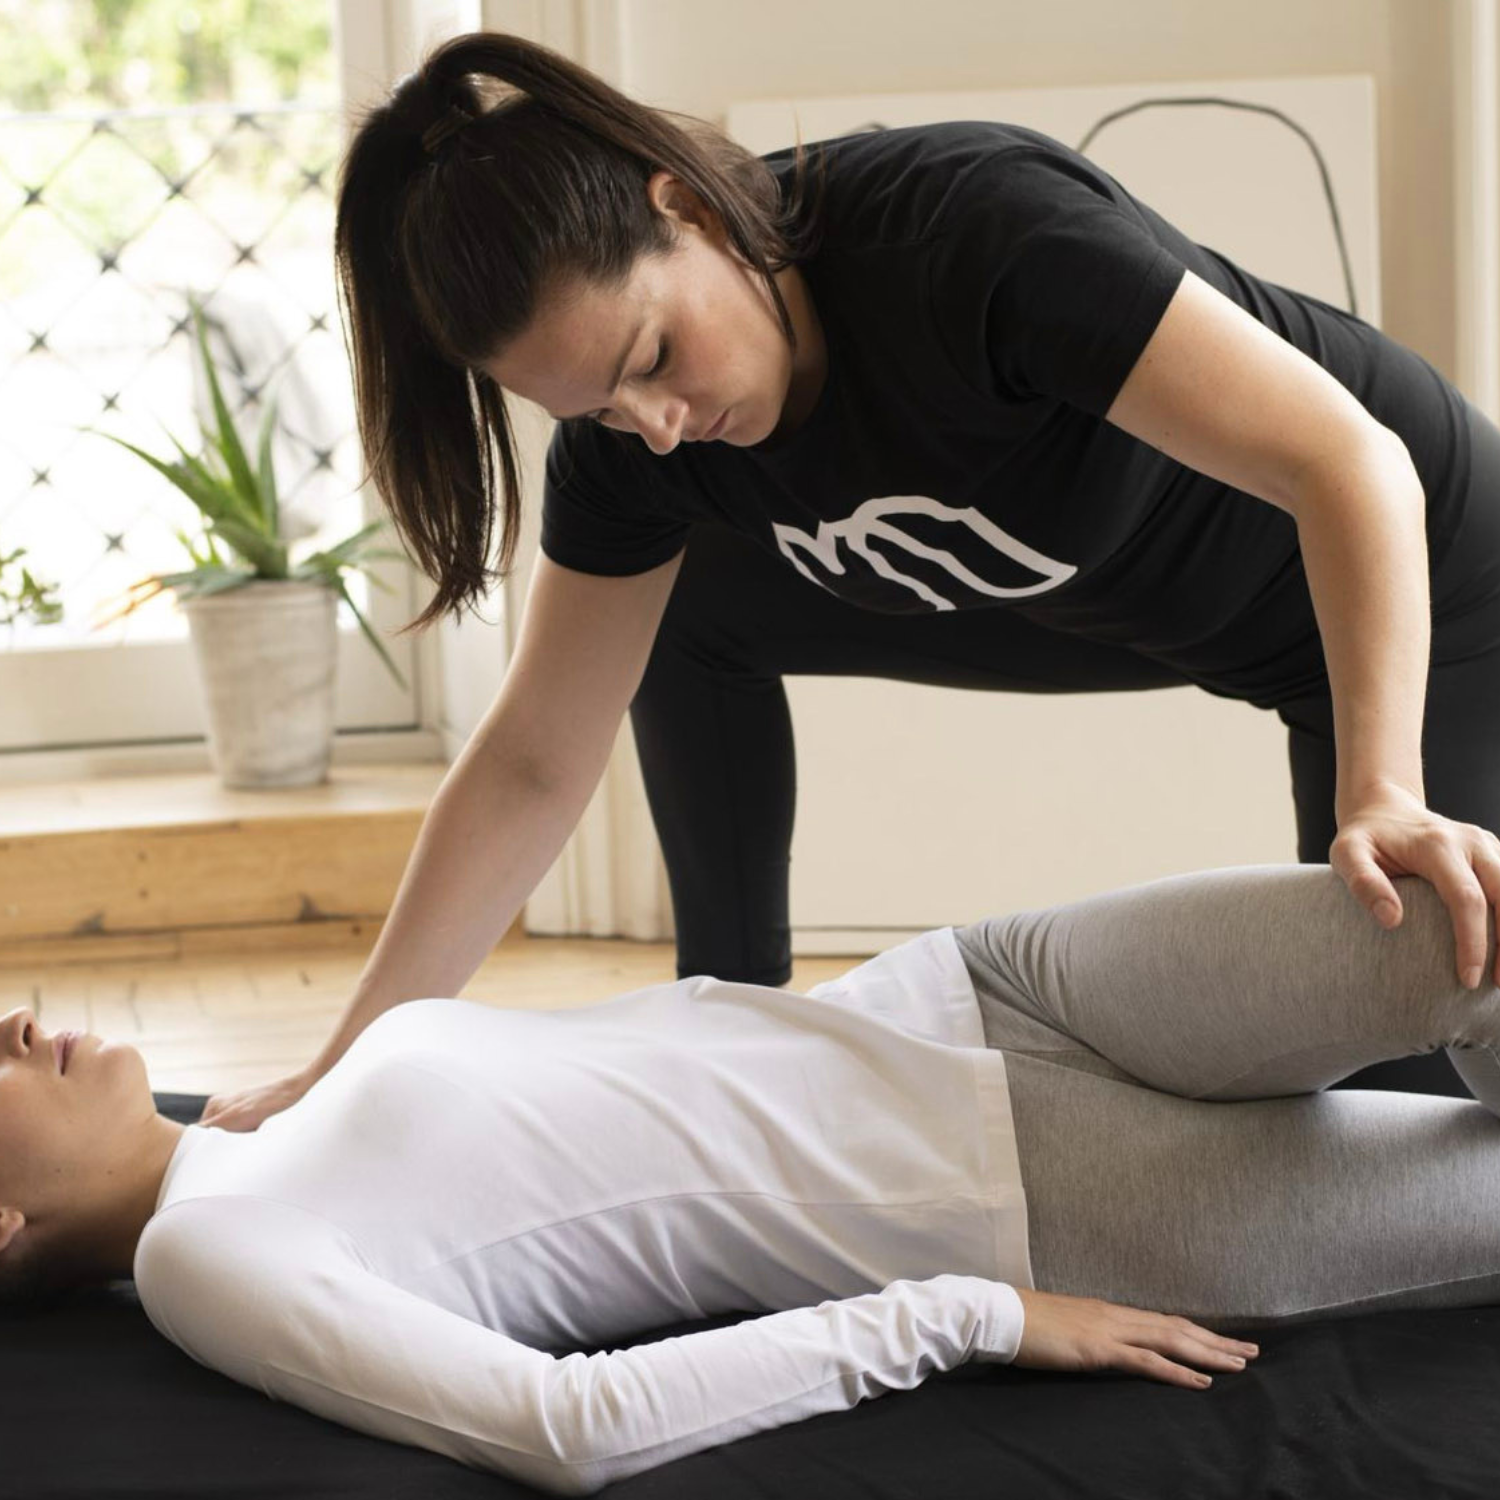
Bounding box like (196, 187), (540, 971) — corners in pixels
(1012, 1287), (1259, 1390)
(1330, 784), (1500, 989)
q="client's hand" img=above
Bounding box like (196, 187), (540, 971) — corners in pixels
(200, 1068), (318, 1132)
(1013, 1287), (1259, 1390)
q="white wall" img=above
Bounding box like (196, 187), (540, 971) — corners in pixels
(616, 0), (1459, 385)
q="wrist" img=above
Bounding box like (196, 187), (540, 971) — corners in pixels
(1337, 775), (1425, 821)
(297, 1056), (333, 1087)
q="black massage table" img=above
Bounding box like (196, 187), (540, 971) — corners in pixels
(6, 1088), (1498, 1500)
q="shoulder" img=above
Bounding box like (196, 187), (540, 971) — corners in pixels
(135, 1196), (353, 1379)
(761, 120), (1107, 252)
(136, 1195), (346, 1285)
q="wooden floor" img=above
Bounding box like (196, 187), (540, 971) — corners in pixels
(2, 932), (858, 1098)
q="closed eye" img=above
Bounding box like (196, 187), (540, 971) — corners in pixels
(587, 341), (668, 424)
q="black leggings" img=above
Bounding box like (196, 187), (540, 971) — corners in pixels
(629, 399), (1500, 1097)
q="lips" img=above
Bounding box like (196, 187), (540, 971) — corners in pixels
(704, 408), (729, 441)
(56, 1031), (79, 1074)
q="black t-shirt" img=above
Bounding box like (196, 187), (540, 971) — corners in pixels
(541, 120), (1471, 700)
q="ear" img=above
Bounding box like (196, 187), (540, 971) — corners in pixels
(0, 1207), (26, 1256)
(645, 170), (723, 242)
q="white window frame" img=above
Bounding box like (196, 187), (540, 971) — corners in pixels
(0, 0), (503, 781)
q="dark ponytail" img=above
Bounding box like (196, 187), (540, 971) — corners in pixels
(335, 30), (827, 628)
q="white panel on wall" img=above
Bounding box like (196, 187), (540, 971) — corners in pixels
(721, 77), (1378, 950)
(729, 73), (1379, 321)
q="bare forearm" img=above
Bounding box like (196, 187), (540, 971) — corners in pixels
(1293, 429), (1430, 821)
(306, 734), (600, 1078)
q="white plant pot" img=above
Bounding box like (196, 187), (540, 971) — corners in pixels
(182, 580), (338, 789)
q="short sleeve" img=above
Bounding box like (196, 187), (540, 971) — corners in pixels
(541, 418), (691, 576)
(929, 141), (1188, 417)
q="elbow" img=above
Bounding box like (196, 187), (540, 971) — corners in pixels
(1371, 422), (1421, 492)
(522, 1466), (609, 1499)
(506, 1442), (620, 1498)
(465, 723), (567, 802)
(1286, 421), (1425, 524)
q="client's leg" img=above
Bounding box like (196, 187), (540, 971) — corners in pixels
(953, 864), (1500, 1110)
(1003, 1049), (1500, 1328)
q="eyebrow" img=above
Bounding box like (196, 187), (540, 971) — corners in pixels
(554, 318), (645, 420)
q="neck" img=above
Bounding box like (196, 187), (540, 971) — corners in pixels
(772, 263), (828, 435)
(71, 1113), (187, 1280)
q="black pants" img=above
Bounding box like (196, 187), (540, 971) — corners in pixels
(629, 400), (1500, 1097)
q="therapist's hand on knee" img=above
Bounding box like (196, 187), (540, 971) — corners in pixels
(1329, 784), (1500, 990)
(1012, 1287), (1259, 1390)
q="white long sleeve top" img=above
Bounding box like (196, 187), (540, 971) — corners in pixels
(134, 927), (1033, 1495)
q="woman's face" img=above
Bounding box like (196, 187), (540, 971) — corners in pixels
(482, 170), (821, 454)
(0, 1008), (154, 1230)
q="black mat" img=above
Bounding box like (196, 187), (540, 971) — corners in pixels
(5, 1092), (1497, 1500)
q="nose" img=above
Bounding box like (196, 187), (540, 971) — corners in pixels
(627, 393), (689, 456)
(1, 1007), (40, 1058)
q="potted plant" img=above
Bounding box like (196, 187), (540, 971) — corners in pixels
(84, 295), (406, 789)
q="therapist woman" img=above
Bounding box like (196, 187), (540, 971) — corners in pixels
(204, 30), (1500, 1129)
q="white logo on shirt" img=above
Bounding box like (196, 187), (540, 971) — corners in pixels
(771, 495), (1077, 610)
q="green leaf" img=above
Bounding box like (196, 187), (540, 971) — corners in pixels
(171, 526), (213, 569)
(85, 428), (234, 520)
(254, 384), (281, 539)
(181, 568), (257, 598)
(310, 519), (388, 567)
(155, 427), (247, 526)
(188, 297), (265, 528)
(208, 517), (288, 577)
(334, 574), (407, 690)
(290, 560), (392, 597)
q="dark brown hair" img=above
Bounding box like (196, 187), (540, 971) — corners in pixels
(335, 30), (827, 628)
(0, 1231), (93, 1316)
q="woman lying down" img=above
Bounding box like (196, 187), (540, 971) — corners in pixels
(5, 863), (1500, 1495)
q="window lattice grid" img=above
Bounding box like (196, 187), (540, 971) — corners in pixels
(0, 100), (366, 650)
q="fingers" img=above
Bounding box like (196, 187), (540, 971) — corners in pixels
(1424, 845), (1498, 990)
(1156, 1324), (1255, 1372)
(1119, 1346), (1217, 1390)
(1330, 834), (1404, 928)
(1336, 823), (1500, 988)
(1476, 839), (1500, 987)
(1113, 1313), (1260, 1390)
(1339, 858), (1404, 930)
(198, 1098), (250, 1132)
(1163, 1313), (1259, 1360)
(1019, 1291), (1261, 1391)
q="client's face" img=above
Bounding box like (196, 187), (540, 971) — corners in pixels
(0, 1008), (157, 1236)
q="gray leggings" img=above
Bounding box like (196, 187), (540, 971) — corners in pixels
(952, 863), (1500, 1330)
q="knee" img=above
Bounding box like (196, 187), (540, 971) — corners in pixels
(1380, 875), (1500, 1050)
(1387, 872), (1497, 967)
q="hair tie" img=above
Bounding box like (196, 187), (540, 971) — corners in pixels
(421, 102), (476, 157)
